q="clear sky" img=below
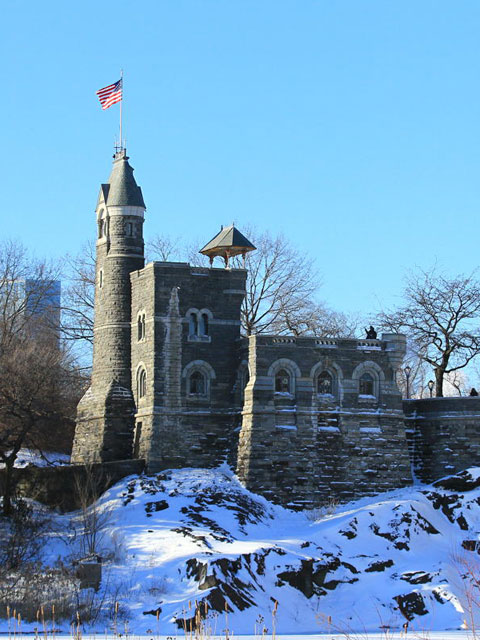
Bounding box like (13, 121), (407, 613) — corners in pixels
(1, 0), (480, 317)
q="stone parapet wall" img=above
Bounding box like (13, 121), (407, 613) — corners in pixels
(0, 459), (145, 511)
(404, 397), (480, 483)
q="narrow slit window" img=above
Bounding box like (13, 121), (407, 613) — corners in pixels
(200, 313), (209, 336)
(138, 314), (146, 341)
(138, 368), (147, 398)
(189, 313), (198, 337)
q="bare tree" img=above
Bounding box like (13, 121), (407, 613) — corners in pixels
(146, 233), (182, 262)
(175, 228), (346, 337)
(0, 240), (82, 515)
(270, 297), (358, 338)
(74, 230), (345, 340)
(61, 241), (95, 346)
(73, 465), (113, 558)
(228, 229), (320, 335)
(0, 333), (80, 515)
(377, 267), (480, 397)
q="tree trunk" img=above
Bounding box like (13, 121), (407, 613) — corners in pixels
(435, 367), (444, 398)
(2, 461), (15, 516)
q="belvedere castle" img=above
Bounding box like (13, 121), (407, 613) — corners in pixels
(71, 150), (480, 508)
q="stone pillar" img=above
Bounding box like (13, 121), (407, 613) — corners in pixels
(146, 287), (184, 471)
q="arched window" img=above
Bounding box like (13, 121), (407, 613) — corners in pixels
(98, 218), (104, 239)
(137, 368), (147, 398)
(317, 371), (333, 395)
(359, 372), (374, 396)
(275, 369), (291, 393)
(199, 313), (209, 336)
(99, 269), (103, 288)
(189, 313), (198, 337)
(189, 371), (206, 396)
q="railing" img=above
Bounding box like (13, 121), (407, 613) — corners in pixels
(356, 340), (382, 350)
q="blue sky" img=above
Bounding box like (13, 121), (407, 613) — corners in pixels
(1, 0), (480, 317)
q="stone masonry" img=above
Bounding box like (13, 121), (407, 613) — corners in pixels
(404, 397), (480, 483)
(236, 333), (411, 508)
(71, 149), (480, 509)
(72, 150), (145, 463)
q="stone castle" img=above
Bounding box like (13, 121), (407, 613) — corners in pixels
(71, 150), (478, 508)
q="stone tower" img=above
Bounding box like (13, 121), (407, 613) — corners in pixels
(71, 150), (146, 463)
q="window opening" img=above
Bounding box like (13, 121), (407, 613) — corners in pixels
(318, 371), (333, 395)
(99, 269), (103, 288)
(138, 368), (147, 398)
(189, 371), (206, 396)
(189, 313), (198, 337)
(98, 219), (104, 239)
(137, 314), (146, 341)
(199, 313), (209, 336)
(359, 372), (374, 395)
(275, 369), (291, 393)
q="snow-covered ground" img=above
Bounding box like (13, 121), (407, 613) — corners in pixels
(5, 465), (480, 636)
(0, 449), (70, 468)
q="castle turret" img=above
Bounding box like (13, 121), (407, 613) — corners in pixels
(71, 150), (146, 463)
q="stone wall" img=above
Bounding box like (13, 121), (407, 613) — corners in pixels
(404, 397), (480, 483)
(237, 333), (412, 508)
(0, 460), (145, 511)
(130, 262), (246, 472)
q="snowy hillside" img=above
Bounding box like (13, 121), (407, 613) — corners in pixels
(14, 466), (480, 635)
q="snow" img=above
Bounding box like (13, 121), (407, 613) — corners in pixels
(0, 448), (70, 468)
(359, 427), (382, 433)
(5, 466), (480, 636)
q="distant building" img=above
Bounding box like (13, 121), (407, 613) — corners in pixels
(1, 278), (61, 339)
(24, 279), (61, 331)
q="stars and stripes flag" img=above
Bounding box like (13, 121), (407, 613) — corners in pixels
(96, 78), (123, 110)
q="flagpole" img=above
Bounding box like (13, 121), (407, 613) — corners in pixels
(119, 69), (123, 150)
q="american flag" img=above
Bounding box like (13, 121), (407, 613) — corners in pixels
(96, 78), (123, 110)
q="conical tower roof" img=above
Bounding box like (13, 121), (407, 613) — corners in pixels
(200, 224), (256, 265)
(97, 150), (146, 208)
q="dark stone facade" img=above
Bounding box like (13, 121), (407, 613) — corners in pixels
(71, 150), (420, 508)
(404, 397), (480, 483)
(129, 261), (246, 472)
(237, 333), (411, 507)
